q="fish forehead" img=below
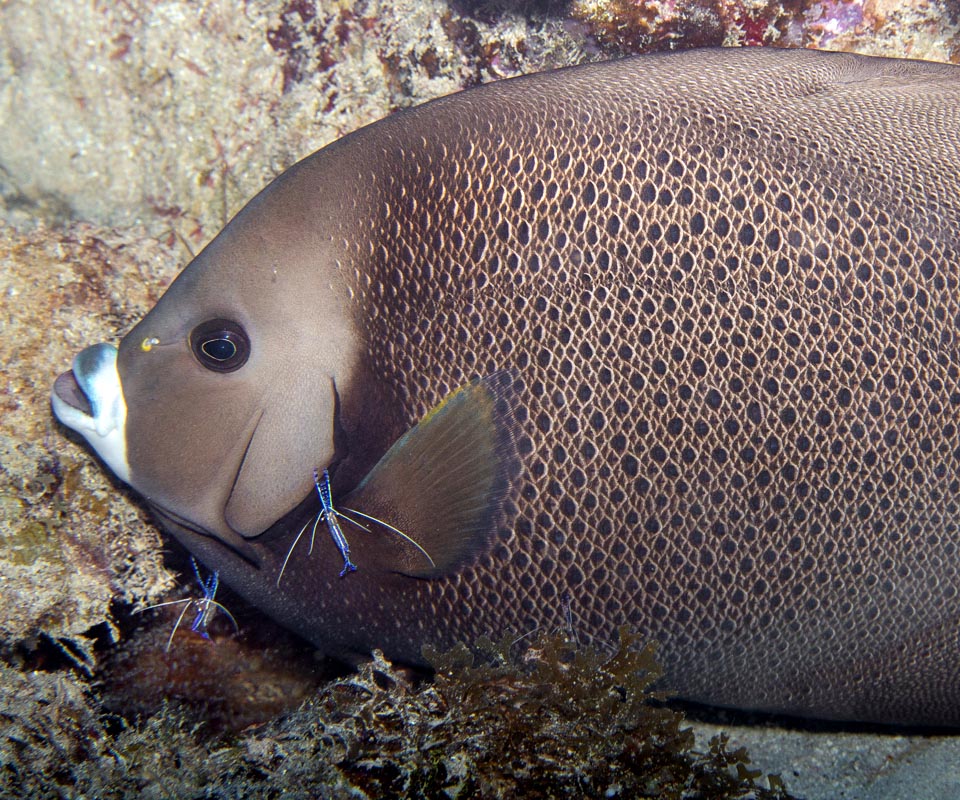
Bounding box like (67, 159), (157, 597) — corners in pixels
(315, 48), (960, 722)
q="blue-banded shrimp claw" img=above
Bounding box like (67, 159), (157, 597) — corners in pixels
(139, 557), (240, 651)
(277, 468), (436, 586)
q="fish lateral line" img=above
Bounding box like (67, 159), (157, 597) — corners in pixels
(140, 557), (239, 651)
(275, 468), (436, 586)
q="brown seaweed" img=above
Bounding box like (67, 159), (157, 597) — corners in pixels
(0, 627), (791, 798)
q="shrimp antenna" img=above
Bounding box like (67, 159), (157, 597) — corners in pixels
(140, 558), (239, 651)
(276, 468), (436, 585)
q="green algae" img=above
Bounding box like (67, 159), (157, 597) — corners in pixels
(0, 494), (62, 569)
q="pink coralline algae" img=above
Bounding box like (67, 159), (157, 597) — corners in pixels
(572, 0), (959, 57)
(804, 0), (865, 45)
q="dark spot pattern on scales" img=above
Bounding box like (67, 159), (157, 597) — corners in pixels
(51, 47), (960, 725)
(344, 49), (960, 723)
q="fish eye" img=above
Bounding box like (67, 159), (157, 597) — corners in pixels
(190, 319), (250, 373)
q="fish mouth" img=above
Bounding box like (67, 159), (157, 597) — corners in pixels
(51, 343), (131, 484)
(53, 370), (94, 418)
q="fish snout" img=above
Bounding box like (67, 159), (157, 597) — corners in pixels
(51, 343), (130, 483)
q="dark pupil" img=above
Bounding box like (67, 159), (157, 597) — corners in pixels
(190, 318), (249, 373)
(202, 337), (237, 362)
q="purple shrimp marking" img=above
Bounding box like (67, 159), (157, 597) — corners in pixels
(276, 467), (436, 586)
(141, 557), (240, 651)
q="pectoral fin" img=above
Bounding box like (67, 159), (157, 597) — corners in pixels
(342, 372), (517, 578)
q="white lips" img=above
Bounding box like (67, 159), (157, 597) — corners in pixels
(51, 343), (131, 484)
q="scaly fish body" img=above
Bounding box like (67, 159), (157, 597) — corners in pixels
(53, 48), (960, 724)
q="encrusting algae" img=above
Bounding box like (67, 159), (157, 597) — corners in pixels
(0, 224), (180, 664)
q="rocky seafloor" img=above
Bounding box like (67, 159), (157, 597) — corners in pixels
(2, 0), (960, 797)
